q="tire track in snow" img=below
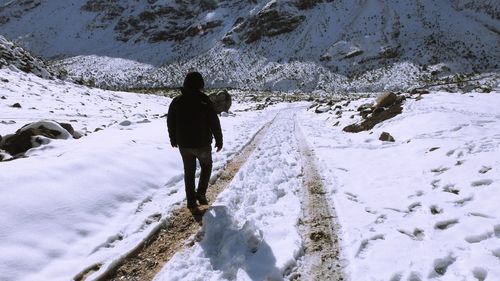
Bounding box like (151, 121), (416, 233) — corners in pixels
(84, 118), (275, 281)
(295, 116), (344, 281)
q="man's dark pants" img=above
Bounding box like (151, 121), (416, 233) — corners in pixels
(179, 146), (212, 206)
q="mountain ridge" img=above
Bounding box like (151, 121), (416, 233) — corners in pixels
(0, 0), (498, 91)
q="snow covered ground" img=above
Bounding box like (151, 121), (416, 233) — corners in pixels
(1, 66), (500, 281)
(0, 68), (280, 281)
(154, 106), (305, 281)
(298, 92), (500, 280)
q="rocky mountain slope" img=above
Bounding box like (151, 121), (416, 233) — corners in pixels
(0, 35), (60, 79)
(0, 0), (498, 91)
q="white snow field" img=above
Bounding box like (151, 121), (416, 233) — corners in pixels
(1, 66), (500, 281)
(298, 92), (500, 280)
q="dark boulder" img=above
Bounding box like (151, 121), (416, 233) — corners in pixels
(375, 92), (397, 108)
(0, 120), (74, 156)
(209, 91), (232, 114)
(315, 105), (331, 113)
(379, 132), (395, 142)
(344, 95), (405, 133)
(60, 122), (83, 139)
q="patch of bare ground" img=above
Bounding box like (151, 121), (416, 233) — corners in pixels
(82, 121), (274, 281)
(294, 119), (344, 281)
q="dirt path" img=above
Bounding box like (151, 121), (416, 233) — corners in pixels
(295, 118), (344, 281)
(87, 121), (274, 281)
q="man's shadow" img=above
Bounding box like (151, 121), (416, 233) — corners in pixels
(196, 206), (283, 280)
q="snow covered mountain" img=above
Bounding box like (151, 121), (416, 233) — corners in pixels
(0, 0), (498, 90)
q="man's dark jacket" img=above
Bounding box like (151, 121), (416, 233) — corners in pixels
(167, 90), (223, 148)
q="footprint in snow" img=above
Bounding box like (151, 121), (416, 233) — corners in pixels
(472, 267), (488, 281)
(428, 147), (440, 152)
(431, 166), (449, 175)
(452, 195), (474, 207)
(345, 192), (362, 203)
(468, 212), (494, 219)
(492, 248), (500, 259)
(389, 272), (403, 281)
(407, 272), (423, 281)
(135, 196), (153, 213)
(442, 184), (460, 195)
(144, 213), (162, 225)
(471, 179), (493, 187)
(478, 166), (492, 174)
(430, 205), (443, 215)
(431, 179), (441, 189)
(494, 224), (500, 238)
(407, 202), (421, 213)
(374, 214), (387, 224)
(450, 124), (468, 132)
(398, 228), (425, 241)
(429, 255), (456, 278)
(465, 230), (493, 244)
(90, 233), (124, 254)
(408, 190), (424, 198)
(364, 207), (377, 214)
(355, 234), (384, 258)
(434, 218), (459, 230)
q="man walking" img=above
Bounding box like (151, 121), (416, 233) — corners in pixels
(167, 72), (223, 212)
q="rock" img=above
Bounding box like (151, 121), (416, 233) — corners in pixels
(221, 35), (236, 46)
(0, 35), (59, 79)
(410, 88), (430, 95)
(0, 149), (13, 161)
(315, 105), (331, 114)
(375, 92), (397, 108)
(209, 90), (232, 114)
(379, 132), (395, 142)
(119, 120), (132, 126)
(59, 122), (74, 134)
(1, 96), (6, 99)
(234, 3), (306, 43)
(59, 122), (82, 139)
(476, 86), (491, 93)
(344, 98), (404, 133)
(11, 102), (21, 108)
(0, 120), (73, 156)
(357, 103), (373, 112)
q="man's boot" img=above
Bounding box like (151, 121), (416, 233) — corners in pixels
(196, 193), (209, 205)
